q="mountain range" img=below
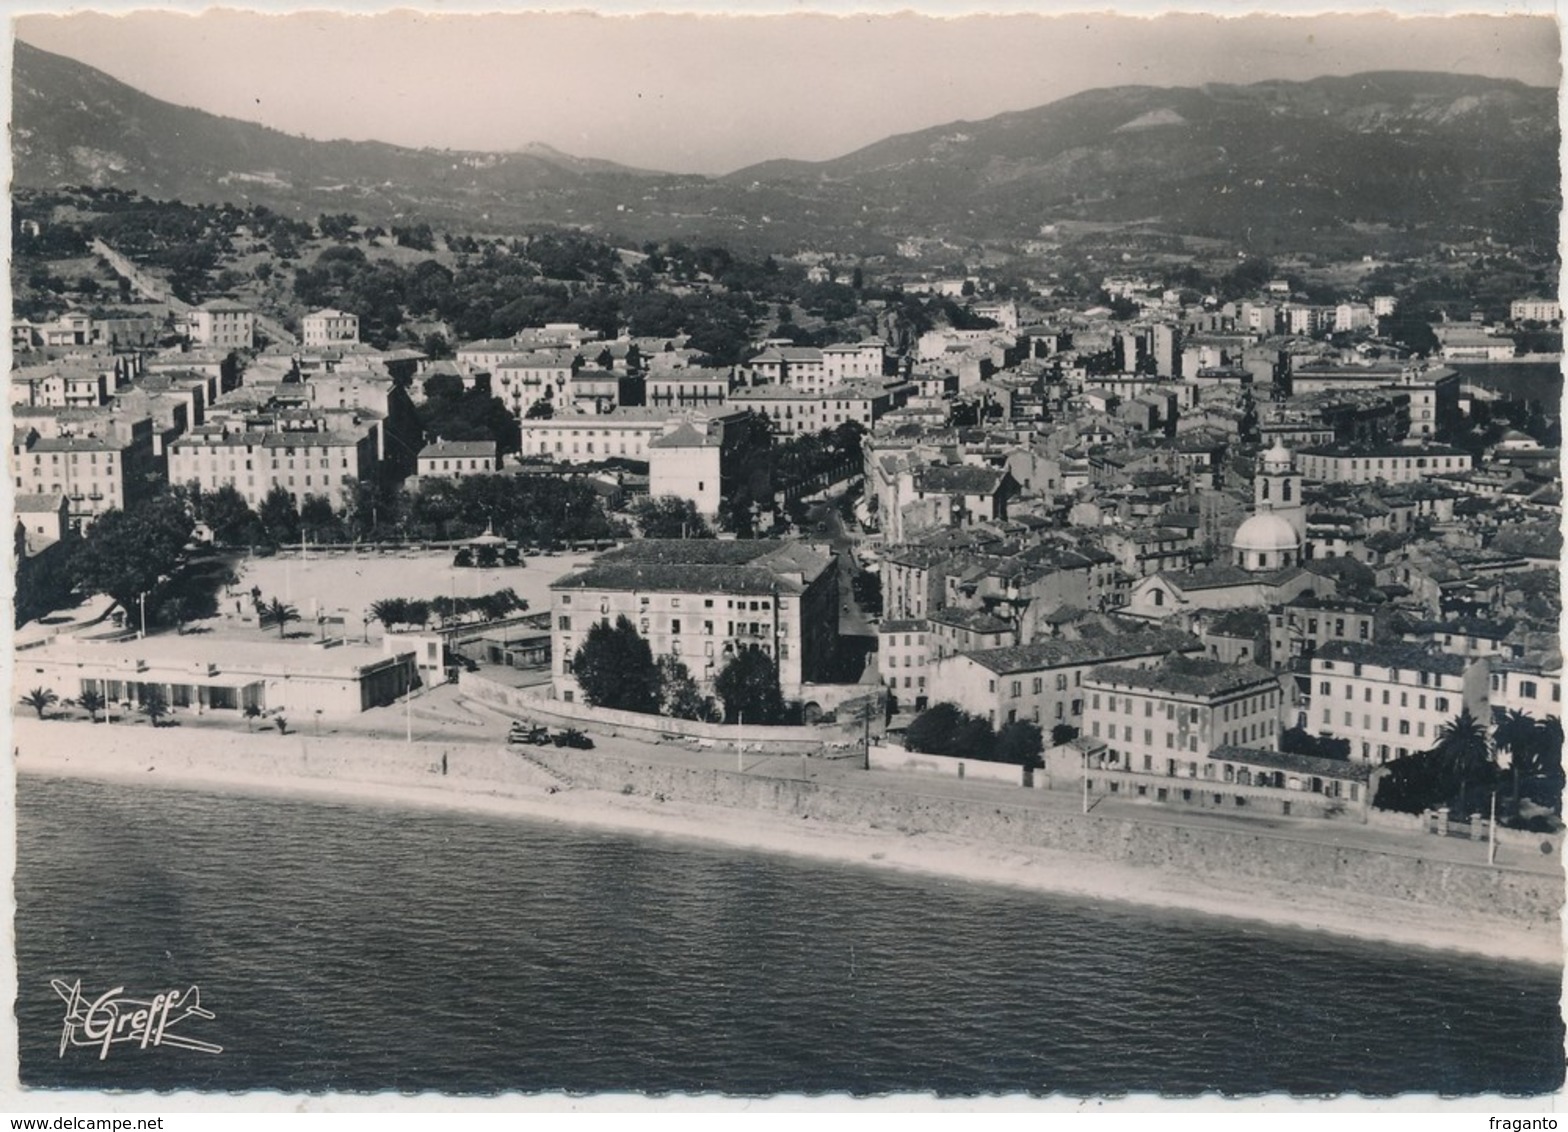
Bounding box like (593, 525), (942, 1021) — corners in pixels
(13, 39), (1560, 254)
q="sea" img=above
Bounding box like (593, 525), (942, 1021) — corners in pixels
(14, 775), (1566, 1098)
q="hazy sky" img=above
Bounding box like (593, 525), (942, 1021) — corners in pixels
(13, 8), (1562, 174)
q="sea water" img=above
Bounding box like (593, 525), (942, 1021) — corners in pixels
(14, 775), (1565, 1097)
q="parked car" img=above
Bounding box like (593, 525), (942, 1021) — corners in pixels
(553, 728), (594, 749)
(508, 723), (552, 746)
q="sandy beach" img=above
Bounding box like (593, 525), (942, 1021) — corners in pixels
(14, 719), (1563, 969)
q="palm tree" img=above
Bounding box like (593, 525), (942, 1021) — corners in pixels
(1494, 709), (1539, 811)
(78, 689), (107, 724)
(140, 687), (170, 728)
(264, 598), (300, 639)
(243, 704), (262, 732)
(20, 688), (58, 719)
(1435, 706), (1493, 816)
(368, 598), (402, 632)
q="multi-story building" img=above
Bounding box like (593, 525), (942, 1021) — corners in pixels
(10, 364), (114, 409)
(928, 607), (1016, 662)
(1489, 661), (1562, 722)
(645, 411), (763, 520)
(550, 540), (839, 700)
(12, 417), (159, 529)
(167, 422), (380, 510)
(1289, 361), (1458, 439)
(931, 629), (1203, 732)
(647, 369), (731, 409)
(301, 308), (360, 347)
(188, 300), (255, 350)
(1510, 298), (1561, 324)
(494, 351), (581, 415)
(1295, 444), (1473, 485)
(1150, 323), (1181, 377)
(1309, 641), (1490, 764)
(727, 386), (824, 437)
(747, 345), (827, 391)
(821, 340), (887, 385)
(519, 407), (682, 463)
(1083, 655), (1286, 770)
(1268, 595), (1383, 670)
(877, 618), (932, 706)
(416, 439), (499, 481)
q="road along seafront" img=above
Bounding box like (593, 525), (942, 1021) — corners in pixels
(12, 717), (1564, 968)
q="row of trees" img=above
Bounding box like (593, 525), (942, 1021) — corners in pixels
(368, 590), (528, 631)
(571, 615), (788, 725)
(182, 473), (624, 551)
(1372, 708), (1564, 826)
(904, 703), (1045, 768)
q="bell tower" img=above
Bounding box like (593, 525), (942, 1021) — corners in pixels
(1255, 441), (1306, 541)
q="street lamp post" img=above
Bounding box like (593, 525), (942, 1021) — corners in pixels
(138, 591), (148, 639)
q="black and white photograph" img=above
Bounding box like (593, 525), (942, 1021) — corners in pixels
(4, 4), (1565, 1110)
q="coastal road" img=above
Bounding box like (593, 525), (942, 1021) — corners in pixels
(113, 680), (1563, 880)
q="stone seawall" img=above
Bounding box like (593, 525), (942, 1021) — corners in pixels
(537, 748), (1565, 927)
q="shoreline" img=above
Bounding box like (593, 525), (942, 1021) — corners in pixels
(16, 741), (1564, 970)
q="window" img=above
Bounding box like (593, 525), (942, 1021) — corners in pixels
(557, 616), (571, 631)
(1521, 680), (1539, 698)
(1435, 697), (1450, 713)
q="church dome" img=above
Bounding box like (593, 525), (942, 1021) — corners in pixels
(1260, 440), (1293, 472)
(1233, 512), (1300, 553)
(1232, 511), (1301, 572)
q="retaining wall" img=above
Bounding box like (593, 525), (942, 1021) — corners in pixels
(868, 743), (1027, 786)
(460, 672), (862, 753)
(535, 746), (1565, 927)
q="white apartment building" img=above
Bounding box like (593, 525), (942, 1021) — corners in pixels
(929, 630), (1203, 733)
(1295, 444), (1473, 485)
(302, 309), (360, 347)
(416, 439), (499, 481)
(188, 300), (255, 350)
(519, 407), (684, 463)
(549, 540), (839, 699)
(877, 619), (932, 704)
(1083, 655), (1286, 775)
(1309, 641), (1490, 764)
(168, 424), (379, 510)
(1510, 298), (1561, 323)
(1489, 662), (1562, 722)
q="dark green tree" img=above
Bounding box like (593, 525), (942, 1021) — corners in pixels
(632, 496), (713, 540)
(995, 721), (1045, 768)
(657, 655), (719, 722)
(257, 485), (300, 545)
(572, 615), (661, 714)
(905, 702), (964, 755)
(199, 484), (257, 546)
(70, 493), (194, 618)
(424, 372), (464, 400)
(714, 647), (787, 725)
(300, 494), (339, 542)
